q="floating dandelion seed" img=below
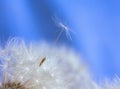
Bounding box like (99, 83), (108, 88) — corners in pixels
(52, 15), (73, 43)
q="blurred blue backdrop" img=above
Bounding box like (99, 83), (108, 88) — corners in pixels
(0, 0), (120, 81)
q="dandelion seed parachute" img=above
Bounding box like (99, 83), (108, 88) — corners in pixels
(52, 15), (73, 42)
(0, 38), (119, 89)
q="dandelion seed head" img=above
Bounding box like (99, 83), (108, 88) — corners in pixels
(0, 38), (119, 89)
(0, 38), (115, 89)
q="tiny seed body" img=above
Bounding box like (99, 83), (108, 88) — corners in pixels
(39, 57), (46, 66)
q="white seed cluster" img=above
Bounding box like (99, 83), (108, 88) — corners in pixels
(0, 38), (119, 89)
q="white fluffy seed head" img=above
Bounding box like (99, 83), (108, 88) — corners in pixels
(0, 38), (119, 89)
(0, 38), (95, 89)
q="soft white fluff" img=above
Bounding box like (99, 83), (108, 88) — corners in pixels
(0, 38), (119, 89)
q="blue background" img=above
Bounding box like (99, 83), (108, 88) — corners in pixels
(0, 0), (120, 81)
